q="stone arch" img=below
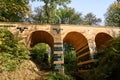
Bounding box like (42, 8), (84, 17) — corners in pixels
(63, 32), (88, 50)
(95, 32), (113, 50)
(30, 30), (54, 53)
(63, 31), (93, 73)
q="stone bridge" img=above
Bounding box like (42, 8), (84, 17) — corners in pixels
(0, 22), (120, 74)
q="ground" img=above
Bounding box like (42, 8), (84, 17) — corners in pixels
(0, 60), (49, 80)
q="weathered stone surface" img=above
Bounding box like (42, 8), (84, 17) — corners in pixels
(0, 22), (120, 74)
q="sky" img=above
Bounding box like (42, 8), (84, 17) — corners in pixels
(30, 0), (115, 25)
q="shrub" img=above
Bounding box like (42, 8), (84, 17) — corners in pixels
(84, 36), (120, 80)
(43, 72), (74, 80)
(0, 28), (29, 72)
(64, 51), (77, 75)
(30, 43), (51, 69)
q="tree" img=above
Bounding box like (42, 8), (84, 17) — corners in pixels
(64, 42), (74, 53)
(30, 43), (51, 69)
(64, 51), (77, 75)
(32, 6), (47, 24)
(31, 0), (71, 24)
(85, 36), (120, 80)
(0, 0), (30, 22)
(83, 13), (101, 25)
(105, 1), (120, 27)
(63, 43), (78, 77)
(31, 43), (48, 63)
(57, 7), (83, 24)
(0, 28), (29, 72)
(33, 6), (83, 24)
(117, 0), (120, 2)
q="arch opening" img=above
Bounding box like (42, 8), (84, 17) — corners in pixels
(31, 43), (52, 70)
(63, 32), (93, 76)
(95, 32), (113, 50)
(30, 31), (54, 50)
(29, 31), (54, 70)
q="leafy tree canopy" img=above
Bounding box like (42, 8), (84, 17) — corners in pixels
(31, 0), (71, 23)
(32, 6), (50, 24)
(57, 7), (83, 24)
(32, 6), (83, 24)
(83, 13), (101, 25)
(105, 1), (120, 27)
(0, 0), (30, 22)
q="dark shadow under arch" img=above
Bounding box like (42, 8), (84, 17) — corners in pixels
(29, 31), (54, 71)
(95, 32), (113, 50)
(63, 31), (93, 75)
(63, 32), (88, 51)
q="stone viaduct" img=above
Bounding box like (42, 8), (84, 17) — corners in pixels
(0, 22), (120, 74)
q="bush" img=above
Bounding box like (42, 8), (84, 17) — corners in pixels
(43, 72), (74, 80)
(64, 51), (77, 75)
(84, 36), (120, 80)
(0, 28), (29, 72)
(30, 43), (50, 68)
(64, 42), (78, 78)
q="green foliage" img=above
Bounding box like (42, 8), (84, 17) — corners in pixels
(31, 43), (49, 65)
(32, 6), (47, 24)
(0, 0), (30, 22)
(32, 5), (101, 25)
(64, 42), (74, 53)
(84, 36), (120, 80)
(31, 0), (71, 23)
(0, 29), (29, 72)
(105, 1), (120, 27)
(44, 72), (74, 80)
(83, 13), (101, 25)
(64, 51), (77, 75)
(33, 6), (83, 24)
(64, 43), (77, 76)
(57, 7), (83, 24)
